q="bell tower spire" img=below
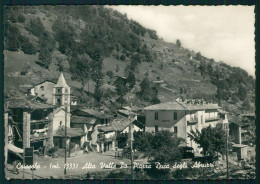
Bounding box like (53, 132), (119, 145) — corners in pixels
(53, 73), (71, 112)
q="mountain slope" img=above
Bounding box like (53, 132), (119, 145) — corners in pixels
(4, 6), (255, 114)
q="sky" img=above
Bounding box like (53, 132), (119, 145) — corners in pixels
(109, 6), (255, 77)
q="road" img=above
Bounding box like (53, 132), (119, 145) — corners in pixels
(5, 151), (136, 179)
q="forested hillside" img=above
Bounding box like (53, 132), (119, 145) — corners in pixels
(4, 6), (255, 114)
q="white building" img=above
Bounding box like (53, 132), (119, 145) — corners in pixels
(143, 99), (228, 154)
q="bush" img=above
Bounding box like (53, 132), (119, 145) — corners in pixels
(21, 40), (37, 54)
(106, 71), (113, 78)
(18, 13), (26, 23)
(176, 39), (181, 47)
(196, 52), (202, 61)
(26, 17), (45, 38)
(105, 170), (132, 179)
(120, 55), (126, 61)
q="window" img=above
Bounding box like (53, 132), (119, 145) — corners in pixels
(174, 126), (178, 134)
(65, 88), (68, 93)
(57, 88), (61, 93)
(223, 123), (228, 130)
(40, 86), (44, 91)
(155, 125), (158, 133)
(155, 112), (159, 120)
(57, 98), (61, 105)
(174, 112), (177, 120)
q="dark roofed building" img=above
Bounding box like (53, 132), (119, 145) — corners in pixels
(72, 108), (111, 126)
(7, 97), (54, 110)
(71, 115), (97, 125)
(53, 125), (86, 149)
(72, 108), (110, 119)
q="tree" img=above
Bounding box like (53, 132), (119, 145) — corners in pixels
(70, 54), (91, 95)
(21, 38), (37, 55)
(90, 51), (104, 88)
(196, 52), (202, 61)
(126, 54), (140, 72)
(94, 87), (103, 104)
(38, 31), (55, 68)
(176, 39), (181, 47)
(106, 71), (114, 78)
(199, 60), (207, 76)
(18, 13), (26, 23)
(126, 72), (136, 90)
(5, 24), (21, 51)
(27, 17), (45, 38)
(242, 99), (251, 111)
(116, 95), (126, 108)
(237, 84), (247, 101)
(188, 125), (226, 157)
(140, 77), (150, 95)
(120, 55), (126, 61)
(134, 130), (184, 178)
(115, 79), (127, 96)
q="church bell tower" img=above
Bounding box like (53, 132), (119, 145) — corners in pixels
(53, 73), (70, 112)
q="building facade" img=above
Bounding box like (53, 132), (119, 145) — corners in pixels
(144, 99), (228, 154)
(29, 80), (56, 104)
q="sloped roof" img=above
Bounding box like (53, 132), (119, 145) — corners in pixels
(7, 97), (54, 110)
(117, 109), (136, 117)
(111, 118), (133, 132)
(228, 115), (243, 126)
(53, 126), (85, 138)
(71, 115), (97, 125)
(122, 106), (141, 112)
(34, 80), (56, 87)
(110, 117), (144, 132)
(178, 101), (218, 110)
(144, 100), (218, 111)
(73, 108), (110, 119)
(54, 73), (69, 88)
(218, 109), (229, 114)
(144, 101), (187, 111)
(53, 107), (71, 115)
(98, 126), (115, 132)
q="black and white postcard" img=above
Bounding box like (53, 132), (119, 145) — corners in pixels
(3, 5), (256, 180)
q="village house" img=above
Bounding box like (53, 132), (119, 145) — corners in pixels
(28, 80), (56, 104)
(6, 96), (54, 152)
(143, 99), (229, 154)
(70, 108), (113, 152)
(110, 117), (143, 148)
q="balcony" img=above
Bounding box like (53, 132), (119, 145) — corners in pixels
(31, 119), (50, 124)
(187, 118), (198, 125)
(205, 117), (220, 123)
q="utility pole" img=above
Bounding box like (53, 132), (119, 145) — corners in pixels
(64, 104), (67, 175)
(130, 121), (134, 180)
(226, 124), (229, 179)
